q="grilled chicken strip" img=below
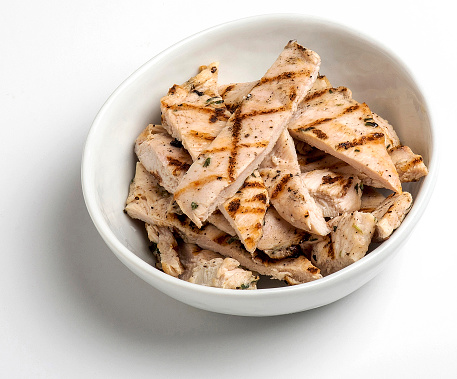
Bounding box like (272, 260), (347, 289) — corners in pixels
(371, 192), (413, 241)
(259, 129), (330, 235)
(135, 124), (192, 192)
(311, 211), (376, 276)
(136, 125), (237, 235)
(161, 62), (232, 160)
(297, 148), (387, 188)
(288, 86), (402, 193)
(372, 112), (401, 149)
(257, 207), (310, 259)
(301, 169), (362, 217)
(219, 170), (269, 253)
(154, 226), (184, 277)
(174, 40), (321, 227)
(160, 63), (269, 251)
(219, 75), (331, 114)
(125, 163), (321, 284)
(388, 145), (428, 182)
(178, 243), (258, 289)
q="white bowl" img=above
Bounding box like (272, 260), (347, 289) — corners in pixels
(81, 14), (437, 316)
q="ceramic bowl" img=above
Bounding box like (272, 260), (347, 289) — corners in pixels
(81, 14), (437, 316)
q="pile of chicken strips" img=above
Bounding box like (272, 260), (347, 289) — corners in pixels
(125, 40), (428, 289)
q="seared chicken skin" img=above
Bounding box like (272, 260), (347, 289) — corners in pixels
(174, 41), (321, 227)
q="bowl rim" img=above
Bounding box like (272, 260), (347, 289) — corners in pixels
(81, 13), (439, 298)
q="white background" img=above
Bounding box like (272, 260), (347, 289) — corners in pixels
(1, 1), (456, 377)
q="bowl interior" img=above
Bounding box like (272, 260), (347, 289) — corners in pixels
(82, 14), (433, 303)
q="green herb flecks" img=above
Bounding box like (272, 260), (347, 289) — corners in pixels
(206, 96), (223, 105)
(240, 283), (250, 290)
(203, 157), (211, 167)
(191, 202), (198, 210)
(352, 224), (363, 233)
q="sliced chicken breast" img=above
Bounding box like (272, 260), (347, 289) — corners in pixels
(174, 41), (321, 227)
(155, 226), (184, 277)
(259, 129), (330, 235)
(160, 63), (231, 160)
(310, 211), (376, 276)
(371, 192), (413, 241)
(219, 75), (331, 114)
(219, 170), (269, 253)
(135, 124), (192, 193)
(257, 207), (310, 259)
(388, 145), (428, 182)
(125, 163), (321, 284)
(288, 86), (402, 193)
(160, 63), (269, 251)
(178, 243), (258, 289)
(372, 112), (401, 149)
(301, 169), (362, 217)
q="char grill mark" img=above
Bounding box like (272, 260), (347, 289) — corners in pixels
(188, 130), (217, 142)
(336, 132), (385, 150)
(259, 70), (311, 85)
(295, 103), (362, 133)
(166, 157), (191, 174)
(270, 174), (294, 200)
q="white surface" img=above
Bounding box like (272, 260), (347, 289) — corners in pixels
(1, 0), (455, 377)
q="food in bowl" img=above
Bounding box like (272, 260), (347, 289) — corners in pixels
(124, 40), (428, 290)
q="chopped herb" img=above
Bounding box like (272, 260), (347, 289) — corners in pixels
(206, 96), (223, 105)
(354, 148), (360, 152)
(333, 225), (338, 232)
(329, 89), (333, 94)
(363, 117), (373, 122)
(336, 103), (343, 106)
(240, 283), (250, 290)
(365, 121), (378, 127)
(203, 157), (211, 167)
(386, 144), (391, 149)
(354, 183), (359, 192)
(360, 183), (364, 191)
(193, 89), (204, 96)
(352, 224), (363, 233)
(191, 202), (198, 210)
